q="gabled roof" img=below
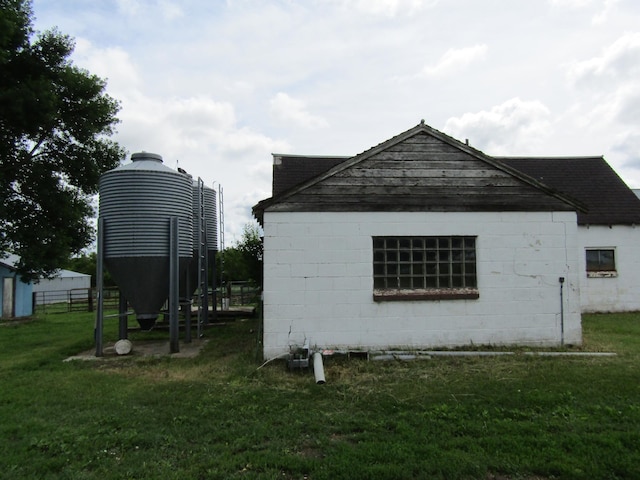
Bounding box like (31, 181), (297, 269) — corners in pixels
(499, 157), (640, 225)
(0, 254), (89, 279)
(50, 269), (91, 279)
(253, 122), (586, 224)
(0, 254), (20, 270)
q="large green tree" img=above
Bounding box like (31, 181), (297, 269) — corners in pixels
(0, 0), (125, 281)
(237, 222), (263, 288)
(217, 222), (263, 287)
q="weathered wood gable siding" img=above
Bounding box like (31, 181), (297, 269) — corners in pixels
(268, 132), (574, 213)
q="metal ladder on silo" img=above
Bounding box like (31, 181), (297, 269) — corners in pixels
(218, 184), (225, 309)
(196, 178), (207, 338)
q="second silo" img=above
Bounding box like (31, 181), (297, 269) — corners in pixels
(191, 179), (218, 255)
(182, 180), (218, 306)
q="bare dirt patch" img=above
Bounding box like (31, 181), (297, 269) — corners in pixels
(64, 338), (208, 362)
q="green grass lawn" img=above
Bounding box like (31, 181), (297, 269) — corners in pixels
(0, 311), (639, 479)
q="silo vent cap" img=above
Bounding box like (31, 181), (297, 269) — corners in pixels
(131, 152), (163, 163)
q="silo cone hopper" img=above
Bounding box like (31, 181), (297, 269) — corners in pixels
(99, 152), (193, 330)
(105, 249), (188, 330)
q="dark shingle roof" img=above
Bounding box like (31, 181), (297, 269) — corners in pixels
(499, 157), (640, 225)
(261, 123), (640, 227)
(272, 154), (349, 196)
(270, 154), (640, 226)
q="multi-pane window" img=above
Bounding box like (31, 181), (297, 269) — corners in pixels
(586, 249), (615, 273)
(373, 236), (477, 291)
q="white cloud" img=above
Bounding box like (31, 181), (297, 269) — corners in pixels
(169, 97), (237, 131)
(548, 0), (620, 24)
(116, 0), (141, 16)
(159, 0), (183, 20)
(269, 92), (329, 129)
(443, 98), (552, 155)
(70, 40), (282, 157)
(117, 95), (290, 161)
(329, 0), (438, 17)
(549, 0), (593, 7)
(422, 44), (488, 77)
(615, 86), (640, 122)
(564, 32), (640, 138)
(592, 0), (619, 24)
(612, 131), (640, 169)
(567, 32), (640, 86)
(72, 40), (142, 97)
(116, 0), (183, 21)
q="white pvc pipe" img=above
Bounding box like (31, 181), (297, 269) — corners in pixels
(313, 352), (325, 384)
(114, 339), (132, 355)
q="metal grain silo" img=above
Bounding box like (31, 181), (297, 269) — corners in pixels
(99, 152), (193, 330)
(182, 180), (219, 318)
(202, 182), (218, 253)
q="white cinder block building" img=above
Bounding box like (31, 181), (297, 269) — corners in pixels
(576, 226), (640, 312)
(254, 122), (589, 359)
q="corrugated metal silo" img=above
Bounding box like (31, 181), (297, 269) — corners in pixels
(99, 152), (193, 329)
(182, 180), (218, 298)
(204, 184), (218, 252)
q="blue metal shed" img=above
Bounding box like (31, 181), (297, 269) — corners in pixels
(0, 254), (34, 318)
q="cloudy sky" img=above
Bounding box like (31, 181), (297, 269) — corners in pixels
(31, 0), (640, 243)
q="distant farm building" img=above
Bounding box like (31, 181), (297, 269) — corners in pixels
(33, 269), (91, 305)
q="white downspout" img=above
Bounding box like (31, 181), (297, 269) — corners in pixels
(313, 352), (325, 384)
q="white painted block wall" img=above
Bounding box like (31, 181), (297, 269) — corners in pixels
(262, 211), (582, 359)
(578, 225), (640, 312)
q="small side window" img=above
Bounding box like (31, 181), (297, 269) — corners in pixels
(586, 248), (617, 278)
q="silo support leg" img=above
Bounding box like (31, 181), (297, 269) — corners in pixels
(169, 217), (180, 353)
(95, 217), (105, 357)
(118, 292), (128, 340)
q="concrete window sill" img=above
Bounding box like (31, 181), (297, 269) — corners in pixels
(373, 288), (479, 302)
(586, 271), (618, 278)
